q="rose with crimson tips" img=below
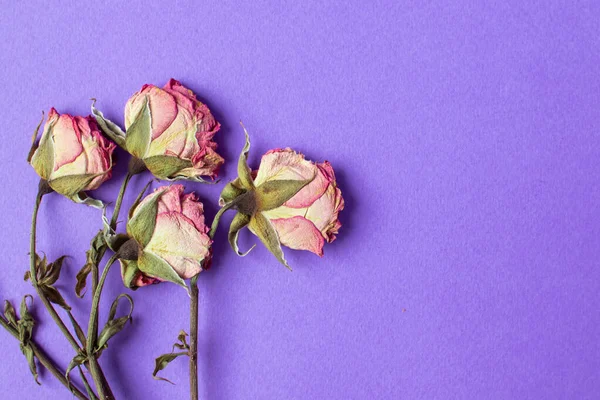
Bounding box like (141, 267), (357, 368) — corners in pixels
(92, 78), (224, 181)
(28, 108), (116, 208)
(213, 125), (344, 269)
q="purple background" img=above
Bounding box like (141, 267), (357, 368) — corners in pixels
(1, 1), (599, 399)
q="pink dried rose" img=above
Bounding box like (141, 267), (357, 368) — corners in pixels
(215, 126), (344, 269)
(28, 108), (116, 208)
(119, 184), (211, 290)
(91, 79), (223, 181)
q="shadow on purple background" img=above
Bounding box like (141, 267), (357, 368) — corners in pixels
(1, 1), (599, 399)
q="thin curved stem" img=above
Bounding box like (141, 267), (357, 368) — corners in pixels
(29, 185), (81, 351)
(86, 254), (118, 400)
(0, 316), (89, 400)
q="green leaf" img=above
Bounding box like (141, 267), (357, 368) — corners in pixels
(143, 155), (193, 180)
(91, 99), (126, 147)
(124, 95), (151, 158)
(50, 173), (103, 197)
(152, 351), (189, 384)
(96, 294), (134, 352)
(237, 123), (255, 190)
(138, 251), (188, 293)
(21, 344), (40, 385)
(228, 212), (255, 256)
(27, 112), (45, 163)
(41, 285), (71, 311)
(255, 178), (315, 211)
(4, 301), (17, 327)
(127, 188), (164, 247)
(248, 212), (291, 270)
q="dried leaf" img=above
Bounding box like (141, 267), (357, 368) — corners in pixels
(3, 301), (17, 327)
(96, 294), (134, 352)
(42, 255), (67, 286)
(42, 285), (71, 311)
(152, 352), (188, 384)
(75, 263), (92, 298)
(21, 344), (40, 385)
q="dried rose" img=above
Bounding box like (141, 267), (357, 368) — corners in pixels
(92, 79), (223, 181)
(119, 185), (211, 290)
(28, 108), (116, 208)
(214, 126), (344, 269)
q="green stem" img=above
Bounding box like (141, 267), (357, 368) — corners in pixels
(29, 184), (81, 351)
(86, 254), (118, 400)
(87, 171), (133, 399)
(31, 181), (112, 398)
(189, 276), (199, 400)
(0, 316), (89, 400)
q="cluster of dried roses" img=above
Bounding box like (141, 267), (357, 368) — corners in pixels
(1, 79), (344, 400)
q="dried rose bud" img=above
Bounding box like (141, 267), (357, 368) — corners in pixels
(120, 185), (211, 290)
(28, 108), (116, 208)
(92, 79), (223, 181)
(214, 126), (344, 269)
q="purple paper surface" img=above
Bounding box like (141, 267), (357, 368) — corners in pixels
(1, 1), (599, 399)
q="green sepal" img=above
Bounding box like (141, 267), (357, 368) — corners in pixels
(255, 177), (315, 211)
(120, 259), (141, 289)
(127, 188), (164, 247)
(71, 191), (105, 209)
(30, 118), (55, 179)
(96, 294), (134, 352)
(237, 123), (255, 190)
(219, 178), (246, 206)
(27, 112), (45, 163)
(229, 212), (255, 256)
(138, 251), (189, 293)
(50, 173), (104, 197)
(128, 179), (154, 220)
(91, 99), (126, 147)
(143, 155), (192, 179)
(124, 95), (151, 158)
(248, 212), (291, 270)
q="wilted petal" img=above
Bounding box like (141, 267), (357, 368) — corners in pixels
(270, 216), (325, 256)
(145, 212), (211, 279)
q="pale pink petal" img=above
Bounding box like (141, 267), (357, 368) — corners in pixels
(305, 183), (344, 242)
(156, 184), (184, 214)
(146, 86), (178, 139)
(181, 192), (208, 233)
(145, 212), (211, 279)
(52, 113), (83, 170)
(270, 216), (325, 256)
